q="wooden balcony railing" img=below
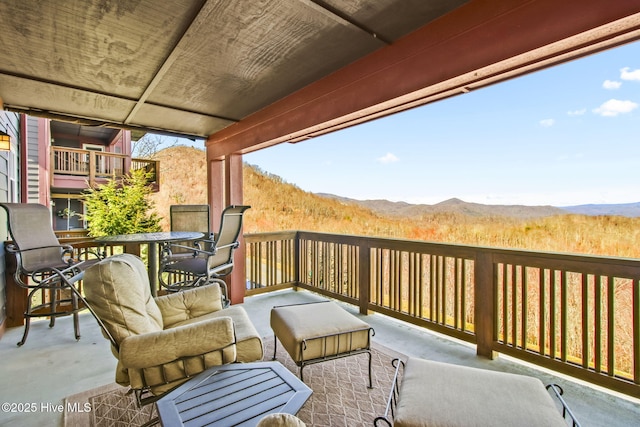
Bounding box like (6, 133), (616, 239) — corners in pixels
(31, 230), (640, 398)
(245, 231), (640, 398)
(51, 147), (158, 187)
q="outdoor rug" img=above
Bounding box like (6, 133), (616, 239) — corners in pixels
(64, 338), (405, 427)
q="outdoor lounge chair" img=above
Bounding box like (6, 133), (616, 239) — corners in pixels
(158, 205), (250, 306)
(0, 202), (101, 346)
(78, 253), (263, 409)
(374, 357), (581, 427)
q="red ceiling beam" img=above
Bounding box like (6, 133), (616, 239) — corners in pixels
(206, 0), (640, 158)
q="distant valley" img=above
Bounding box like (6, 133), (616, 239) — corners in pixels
(317, 194), (640, 218)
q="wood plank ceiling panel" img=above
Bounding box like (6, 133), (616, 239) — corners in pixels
(143, 0), (386, 121)
(0, 0), (199, 98)
(319, 0), (468, 41)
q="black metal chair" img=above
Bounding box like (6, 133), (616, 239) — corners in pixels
(0, 203), (101, 346)
(158, 205), (250, 306)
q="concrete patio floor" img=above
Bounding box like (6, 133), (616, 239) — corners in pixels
(0, 288), (638, 426)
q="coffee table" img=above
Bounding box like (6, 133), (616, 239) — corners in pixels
(156, 361), (312, 427)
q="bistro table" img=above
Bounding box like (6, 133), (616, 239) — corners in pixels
(157, 361), (312, 427)
(96, 231), (204, 296)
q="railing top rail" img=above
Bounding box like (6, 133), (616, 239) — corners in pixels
(131, 158), (158, 164)
(52, 146), (128, 159)
(245, 231), (298, 242)
(294, 230), (640, 267)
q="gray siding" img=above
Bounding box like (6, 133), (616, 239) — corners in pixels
(26, 116), (40, 203)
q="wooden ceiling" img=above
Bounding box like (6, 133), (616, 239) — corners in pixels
(1, 1), (639, 157)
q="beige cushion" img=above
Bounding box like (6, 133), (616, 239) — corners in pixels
(83, 254), (238, 395)
(196, 305), (264, 363)
(394, 357), (567, 427)
(257, 413), (306, 427)
(155, 281), (223, 327)
(84, 253), (163, 342)
(271, 301), (371, 363)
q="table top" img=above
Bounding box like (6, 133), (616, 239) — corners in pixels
(156, 361), (312, 427)
(96, 231), (204, 244)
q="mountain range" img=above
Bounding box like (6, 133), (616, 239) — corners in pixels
(560, 202), (640, 217)
(317, 195), (640, 219)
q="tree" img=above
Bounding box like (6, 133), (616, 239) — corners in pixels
(132, 134), (177, 158)
(82, 168), (161, 237)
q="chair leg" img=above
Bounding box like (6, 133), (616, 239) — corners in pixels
(17, 317), (30, 347)
(17, 289), (35, 346)
(49, 288), (57, 328)
(140, 404), (159, 427)
(272, 334), (278, 360)
(72, 290), (81, 340)
(367, 350), (373, 389)
(73, 312), (81, 340)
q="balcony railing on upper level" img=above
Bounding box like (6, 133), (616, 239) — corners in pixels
(51, 146), (159, 187)
(245, 230), (640, 398)
(22, 230), (640, 398)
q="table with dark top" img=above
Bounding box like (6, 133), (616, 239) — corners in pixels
(96, 231), (204, 296)
(157, 361), (312, 427)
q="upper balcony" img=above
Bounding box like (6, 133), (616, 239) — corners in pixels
(50, 146), (159, 191)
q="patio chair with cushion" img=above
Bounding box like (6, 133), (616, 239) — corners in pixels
(79, 253), (263, 407)
(158, 204), (250, 306)
(0, 202), (101, 346)
(374, 357), (581, 427)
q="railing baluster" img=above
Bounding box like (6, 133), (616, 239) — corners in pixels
(540, 268), (546, 357)
(607, 275), (615, 377)
(550, 269), (557, 360)
(594, 275), (603, 373)
(523, 266), (528, 351)
(634, 278), (639, 385)
(582, 274), (590, 369)
(561, 271), (568, 363)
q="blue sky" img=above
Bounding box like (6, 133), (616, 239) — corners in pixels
(175, 41), (640, 207)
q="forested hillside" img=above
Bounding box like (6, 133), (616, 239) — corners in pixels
(149, 146), (640, 258)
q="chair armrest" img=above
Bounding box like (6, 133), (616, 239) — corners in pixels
(119, 316), (235, 369)
(162, 239), (237, 259)
(5, 242), (74, 255)
(155, 283), (223, 327)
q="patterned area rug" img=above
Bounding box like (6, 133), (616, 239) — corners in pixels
(64, 339), (404, 427)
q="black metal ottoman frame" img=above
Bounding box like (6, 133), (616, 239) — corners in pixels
(273, 325), (376, 388)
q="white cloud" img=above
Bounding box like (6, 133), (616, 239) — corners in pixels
(602, 80), (622, 89)
(567, 108), (586, 116)
(539, 119), (555, 127)
(592, 99), (638, 117)
(620, 67), (640, 81)
(377, 152), (399, 164)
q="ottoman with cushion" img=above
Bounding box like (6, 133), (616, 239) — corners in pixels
(375, 357), (581, 427)
(270, 300), (374, 387)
